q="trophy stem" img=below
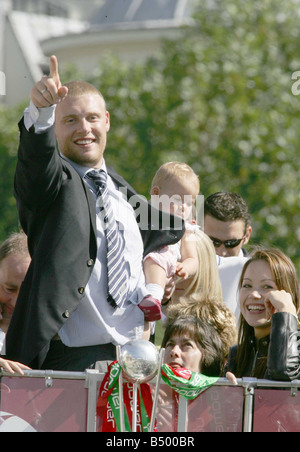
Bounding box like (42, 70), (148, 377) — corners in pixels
(116, 345), (125, 433)
(149, 347), (165, 432)
(132, 382), (138, 432)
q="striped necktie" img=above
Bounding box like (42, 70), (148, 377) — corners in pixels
(86, 169), (129, 308)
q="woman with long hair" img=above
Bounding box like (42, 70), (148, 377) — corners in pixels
(225, 247), (300, 381)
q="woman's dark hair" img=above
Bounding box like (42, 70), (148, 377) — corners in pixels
(235, 247), (300, 378)
(162, 315), (226, 376)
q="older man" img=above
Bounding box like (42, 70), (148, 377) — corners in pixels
(0, 232), (30, 347)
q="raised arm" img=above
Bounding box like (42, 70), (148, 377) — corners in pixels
(265, 290), (300, 381)
(15, 56), (67, 219)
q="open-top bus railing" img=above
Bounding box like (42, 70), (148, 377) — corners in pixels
(1, 370), (300, 432)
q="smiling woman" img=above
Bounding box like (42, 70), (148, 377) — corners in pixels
(225, 247), (300, 381)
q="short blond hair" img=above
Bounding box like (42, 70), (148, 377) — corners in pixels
(64, 80), (106, 107)
(151, 161), (200, 194)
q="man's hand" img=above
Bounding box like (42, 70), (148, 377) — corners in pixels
(0, 357), (31, 375)
(31, 55), (68, 108)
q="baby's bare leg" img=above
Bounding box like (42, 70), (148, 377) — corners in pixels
(144, 258), (167, 288)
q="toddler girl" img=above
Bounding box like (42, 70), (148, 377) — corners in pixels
(138, 162), (200, 321)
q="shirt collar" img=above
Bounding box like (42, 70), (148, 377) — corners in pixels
(60, 153), (107, 178)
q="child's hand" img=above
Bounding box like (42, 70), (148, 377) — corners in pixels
(162, 276), (176, 303)
(176, 262), (189, 280)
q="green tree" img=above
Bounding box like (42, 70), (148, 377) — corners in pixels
(0, 103), (25, 239)
(1, 0), (299, 274)
(87, 0), (300, 272)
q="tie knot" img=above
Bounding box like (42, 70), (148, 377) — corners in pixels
(86, 169), (107, 191)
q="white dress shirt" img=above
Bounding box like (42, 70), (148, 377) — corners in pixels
(0, 329), (5, 355)
(217, 254), (249, 320)
(24, 102), (147, 347)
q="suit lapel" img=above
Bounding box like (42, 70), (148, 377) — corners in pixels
(81, 174), (97, 243)
(107, 166), (137, 199)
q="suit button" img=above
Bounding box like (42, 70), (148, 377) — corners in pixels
(87, 259), (94, 267)
(78, 287), (85, 294)
(63, 310), (70, 319)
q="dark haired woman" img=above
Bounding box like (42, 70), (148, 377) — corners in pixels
(225, 247), (300, 382)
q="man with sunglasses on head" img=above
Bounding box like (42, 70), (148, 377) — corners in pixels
(204, 192), (251, 320)
(204, 192), (252, 257)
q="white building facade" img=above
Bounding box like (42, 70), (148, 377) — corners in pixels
(0, 0), (196, 106)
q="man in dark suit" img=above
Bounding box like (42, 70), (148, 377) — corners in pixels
(6, 56), (184, 371)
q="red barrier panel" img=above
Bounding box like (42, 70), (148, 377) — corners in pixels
(186, 385), (244, 432)
(97, 383), (244, 432)
(4, 374), (300, 432)
(253, 388), (300, 432)
(0, 377), (88, 432)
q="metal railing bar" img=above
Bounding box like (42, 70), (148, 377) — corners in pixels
(0, 369), (89, 380)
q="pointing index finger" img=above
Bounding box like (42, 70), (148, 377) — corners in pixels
(49, 55), (60, 83)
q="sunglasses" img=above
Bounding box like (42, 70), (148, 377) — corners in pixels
(209, 235), (246, 249)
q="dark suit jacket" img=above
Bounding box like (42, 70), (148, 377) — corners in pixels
(6, 119), (184, 368)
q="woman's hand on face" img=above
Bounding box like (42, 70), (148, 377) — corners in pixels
(264, 290), (297, 319)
